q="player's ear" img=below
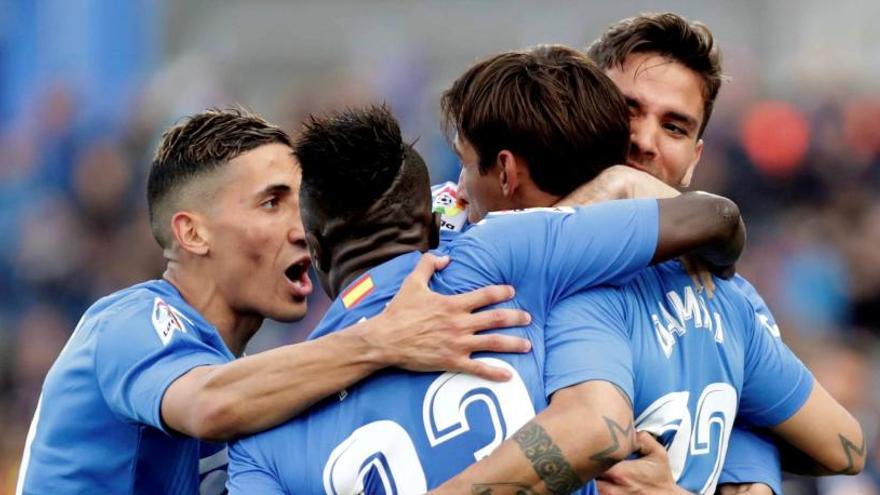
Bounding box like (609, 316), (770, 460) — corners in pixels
(679, 139), (704, 187)
(306, 231), (329, 273)
(497, 150), (520, 198)
(171, 211), (209, 256)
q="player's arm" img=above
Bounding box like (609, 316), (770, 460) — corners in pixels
(558, 165), (744, 273)
(432, 290), (641, 495)
(739, 301), (864, 476)
(464, 194), (742, 310)
(769, 381), (865, 475)
(430, 380), (636, 495)
(162, 254), (531, 442)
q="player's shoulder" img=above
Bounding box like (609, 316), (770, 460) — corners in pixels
(463, 206), (577, 242)
(88, 280), (200, 344)
(311, 253), (420, 340)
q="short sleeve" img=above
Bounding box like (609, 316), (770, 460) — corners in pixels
(94, 300), (229, 434)
(227, 439), (285, 495)
(719, 426), (782, 495)
(739, 300), (814, 427)
(437, 199), (658, 322)
(543, 289), (634, 402)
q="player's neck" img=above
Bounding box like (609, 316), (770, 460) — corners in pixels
(327, 225), (430, 299)
(162, 265), (261, 356)
(513, 182), (561, 210)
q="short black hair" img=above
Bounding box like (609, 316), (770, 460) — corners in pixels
(147, 108), (291, 248)
(441, 44), (630, 197)
(587, 12), (724, 137)
(294, 104), (430, 236)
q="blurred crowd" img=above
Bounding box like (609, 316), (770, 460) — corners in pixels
(2, 5), (880, 495)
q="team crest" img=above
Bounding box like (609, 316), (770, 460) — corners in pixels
(151, 297), (191, 346)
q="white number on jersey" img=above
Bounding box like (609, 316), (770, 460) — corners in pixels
(323, 358), (535, 494)
(635, 383), (737, 495)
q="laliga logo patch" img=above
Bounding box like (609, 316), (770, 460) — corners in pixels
(152, 297), (190, 346)
(432, 186), (463, 217)
(432, 182), (468, 232)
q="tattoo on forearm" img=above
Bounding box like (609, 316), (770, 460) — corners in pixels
(471, 483), (539, 495)
(589, 416), (636, 469)
(510, 421), (582, 494)
(834, 433), (866, 475)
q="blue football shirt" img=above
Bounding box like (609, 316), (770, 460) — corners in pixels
(544, 262), (813, 495)
(17, 280), (235, 495)
(431, 181), (790, 493)
(227, 199), (660, 494)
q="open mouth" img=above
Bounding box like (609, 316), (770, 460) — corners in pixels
(284, 257), (313, 299)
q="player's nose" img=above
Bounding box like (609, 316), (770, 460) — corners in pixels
(287, 220), (308, 248)
(630, 119), (659, 159)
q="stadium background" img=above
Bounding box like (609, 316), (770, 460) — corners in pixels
(1, 0), (879, 493)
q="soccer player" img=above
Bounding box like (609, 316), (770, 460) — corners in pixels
(434, 14), (864, 493)
(15, 109), (536, 494)
(583, 13), (859, 495)
(430, 37), (863, 493)
(225, 100), (746, 492)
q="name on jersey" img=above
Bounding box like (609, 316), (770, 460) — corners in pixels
(651, 286), (724, 358)
(152, 297), (190, 346)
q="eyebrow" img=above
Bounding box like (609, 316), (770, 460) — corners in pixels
(257, 184), (292, 198)
(627, 96), (699, 132)
(665, 111), (699, 131)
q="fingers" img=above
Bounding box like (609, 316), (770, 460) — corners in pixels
(635, 430), (665, 456)
(466, 334), (531, 354)
(464, 307), (532, 332)
(449, 284), (516, 311)
(680, 255), (703, 291)
(595, 479), (623, 495)
(701, 269), (716, 299)
(455, 358), (513, 382)
(404, 253), (449, 287)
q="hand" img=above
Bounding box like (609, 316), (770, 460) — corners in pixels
(597, 431), (689, 495)
(717, 483), (774, 495)
(371, 253), (532, 381)
(557, 165), (680, 207)
(680, 254), (717, 299)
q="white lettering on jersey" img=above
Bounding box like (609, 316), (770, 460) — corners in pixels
(757, 313), (781, 338)
(651, 286), (724, 358)
(151, 297), (191, 346)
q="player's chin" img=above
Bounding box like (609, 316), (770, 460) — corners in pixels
(269, 299), (308, 322)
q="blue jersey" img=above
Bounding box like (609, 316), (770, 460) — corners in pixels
(544, 262), (813, 495)
(227, 199), (660, 494)
(17, 280), (235, 495)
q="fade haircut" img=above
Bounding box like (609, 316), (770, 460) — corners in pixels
(147, 108), (292, 248)
(294, 104), (430, 240)
(441, 44), (630, 197)
(587, 12), (723, 138)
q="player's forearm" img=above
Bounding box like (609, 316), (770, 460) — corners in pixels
(770, 381), (865, 476)
(653, 192), (744, 267)
(165, 319), (389, 441)
(557, 165), (680, 207)
(431, 381), (636, 495)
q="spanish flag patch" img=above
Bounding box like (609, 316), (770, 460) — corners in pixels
(342, 274), (375, 309)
